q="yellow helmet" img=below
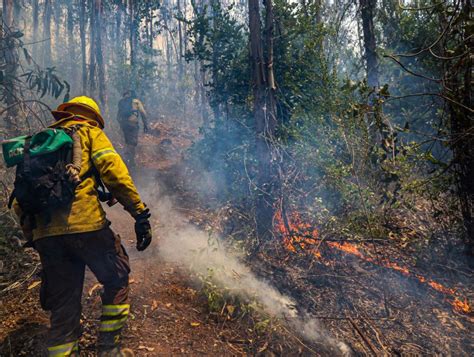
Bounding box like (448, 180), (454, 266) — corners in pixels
(56, 96), (105, 128)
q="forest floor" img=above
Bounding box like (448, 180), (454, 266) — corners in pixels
(0, 120), (473, 356)
(0, 121), (304, 356)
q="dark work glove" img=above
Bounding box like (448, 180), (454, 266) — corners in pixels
(143, 123), (150, 134)
(135, 208), (152, 251)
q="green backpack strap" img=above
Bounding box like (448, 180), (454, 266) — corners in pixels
(23, 137), (32, 176)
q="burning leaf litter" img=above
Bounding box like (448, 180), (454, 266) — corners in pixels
(276, 211), (472, 314)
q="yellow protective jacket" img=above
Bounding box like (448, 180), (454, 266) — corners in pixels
(16, 113), (146, 240)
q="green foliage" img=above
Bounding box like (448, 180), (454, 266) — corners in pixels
(186, 0), (249, 113)
(21, 67), (70, 101)
(186, 0), (463, 246)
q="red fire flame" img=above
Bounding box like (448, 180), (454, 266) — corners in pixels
(275, 211), (472, 314)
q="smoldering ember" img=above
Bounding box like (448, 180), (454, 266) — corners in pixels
(0, 0), (472, 356)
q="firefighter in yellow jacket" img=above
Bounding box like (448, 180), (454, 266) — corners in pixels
(16, 96), (152, 357)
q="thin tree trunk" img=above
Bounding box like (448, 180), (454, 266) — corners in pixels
(183, 0), (188, 54)
(12, 0), (20, 21)
(2, 0), (13, 39)
(89, 0), (97, 94)
(42, 0), (52, 65)
(200, 66), (208, 125)
(113, 0), (123, 65)
(315, 0), (322, 23)
(79, 0), (87, 92)
(149, 9), (153, 48)
(94, 0), (106, 106)
(129, 0), (136, 68)
(163, 7), (172, 88)
(67, 1), (76, 87)
(249, 0), (278, 241)
(32, 0), (39, 58)
(53, 0), (61, 58)
(2, 0), (19, 132)
(183, 0), (188, 116)
(360, 0), (378, 88)
(210, 0), (220, 120)
(194, 59), (201, 120)
(177, 0), (184, 82)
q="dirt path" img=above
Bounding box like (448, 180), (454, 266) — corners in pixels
(86, 208), (242, 356)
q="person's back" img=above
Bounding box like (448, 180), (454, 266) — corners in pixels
(11, 96), (153, 357)
(117, 95), (134, 122)
(116, 91), (149, 170)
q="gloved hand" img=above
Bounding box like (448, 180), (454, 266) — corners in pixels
(143, 124), (150, 134)
(134, 208), (152, 251)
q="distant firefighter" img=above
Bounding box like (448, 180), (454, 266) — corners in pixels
(4, 96), (152, 356)
(117, 90), (149, 170)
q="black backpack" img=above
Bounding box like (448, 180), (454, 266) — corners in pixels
(117, 96), (134, 120)
(6, 127), (80, 224)
(4, 125), (114, 230)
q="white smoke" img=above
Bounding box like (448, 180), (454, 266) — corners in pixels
(136, 185), (350, 355)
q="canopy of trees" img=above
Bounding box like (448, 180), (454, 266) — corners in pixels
(1, 0), (472, 254)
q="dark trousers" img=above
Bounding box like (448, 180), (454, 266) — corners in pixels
(119, 115), (139, 172)
(34, 227), (130, 348)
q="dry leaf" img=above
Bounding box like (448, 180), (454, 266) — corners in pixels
(27, 281), (41, 290)
(190, 322), (200, 327)
(88, 283), (102, 296)
(452, 320), (465, 330)
(226, 305), (235, 315)
(138, 345), (155, 352)
(258, 342), (269, 353)
(151, 300), (159, 311)
(165, 303), (172, 308)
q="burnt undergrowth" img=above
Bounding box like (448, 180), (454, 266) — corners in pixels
(249, 233), (473, 355)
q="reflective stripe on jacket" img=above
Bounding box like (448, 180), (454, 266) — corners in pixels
(17, 114), (146, 240)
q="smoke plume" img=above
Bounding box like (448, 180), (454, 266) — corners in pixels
(138, 183), (351, 355)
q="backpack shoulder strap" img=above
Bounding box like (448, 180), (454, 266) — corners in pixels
(23, 137), (32, 176)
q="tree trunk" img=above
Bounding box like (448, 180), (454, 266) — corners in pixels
(249, 0), (278, 242)
(32, 0), (39, 58)
(183, 0), (188, 55)
(67, 1), (76, 87)
(200, 66), (208, 125)
(94, 0), (106, 106)
(12, 0), (19, 21)
(42, 0), (52, 65)
(113, 0), (123, 65)
(360, 0), (378, 88)
(2, 0), (19, 132)
(182, 0), (188, 116)
(53, 0), (61, 57)
(2, 0), (13, 39)
(445, 0), (474, 255)
(177, 0), (184, 80)
(163, 5), (173, 90)
(148, 7), (153, 50)
(79, 0), (88, 92)
(129, 0), (137, 68)
(89, 0), (97, 94)
(210, 0), (220, 121)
